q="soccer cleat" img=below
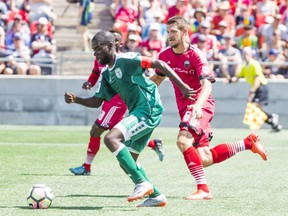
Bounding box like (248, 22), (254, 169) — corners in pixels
(69, 165), (90, 176)
(248, 133), (267, 161)
(153, 138), (165, 161)
(185, 189), (213, 200)
(127, 181), (154, 202)
(137, 194), (167, 207)
(271, 124), (282, 132)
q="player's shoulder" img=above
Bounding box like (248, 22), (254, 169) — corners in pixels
(158, 46), (172, 59)
(116, 52), (139, 60)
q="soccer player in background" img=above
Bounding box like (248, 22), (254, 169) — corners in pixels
(69, 29), (165, 176)
(151, 16), (268, 200)
(65, 30), (195, 207)
(228, 46), (282, 132)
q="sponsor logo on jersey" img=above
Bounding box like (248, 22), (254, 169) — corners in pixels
(184, 60), (190, 69)
(115, 68), (122, 78)
(167, 60), (171, 64)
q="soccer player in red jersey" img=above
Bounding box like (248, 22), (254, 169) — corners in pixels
(69, 29), (165, 176)
(151, 16), (268, 200)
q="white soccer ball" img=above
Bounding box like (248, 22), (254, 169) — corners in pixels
(27, 184), (54, 209)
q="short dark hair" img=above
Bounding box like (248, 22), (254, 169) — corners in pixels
(166, 16), (189, 31)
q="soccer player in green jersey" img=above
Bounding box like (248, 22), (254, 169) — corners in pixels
(65, 30), (195, 207)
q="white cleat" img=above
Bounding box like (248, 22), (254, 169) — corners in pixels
(127, 181), (154, 202)
(137, 194), (167, 207)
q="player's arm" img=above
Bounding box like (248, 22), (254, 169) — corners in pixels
(150, 73), (165, 86)
(142, 57), (196, 99)
(83, 60), (101, 90)
(64, 92), (103, 108)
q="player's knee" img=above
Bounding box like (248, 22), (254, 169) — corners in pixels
(176, 140), (189, 153)
(90, 124), (103, 137)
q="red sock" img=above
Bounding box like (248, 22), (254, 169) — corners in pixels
(211, 139), (248, 164)
(84, 137), (101, 171)
(183, 146), (209, 192)
(147, 139), (155, 149)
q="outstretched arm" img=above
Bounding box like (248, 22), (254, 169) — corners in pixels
(64, 92), (103, 108)
(151, 59), (196, 100)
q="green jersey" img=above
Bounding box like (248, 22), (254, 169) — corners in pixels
(94, 52), (164, 116)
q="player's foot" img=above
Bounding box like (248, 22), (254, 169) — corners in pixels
(69, 165), (90, 176)
(127, 181), (154, 202)
(271, 113), (282, 132)
(185, 189), (213, 200)
(137, 194), (167, 207)
(271, 124), (282, 132)
(247, 133), (267, 161)
(153, 138), (165, 161)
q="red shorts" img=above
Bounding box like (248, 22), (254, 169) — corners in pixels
(179, 100), (214, 148)
(95, 95), (127, 130)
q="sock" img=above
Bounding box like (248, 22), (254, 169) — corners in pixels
(137, 164), (160, 198)
(83, 137), (101, 171)
(183, 146), (209, 193)
(210, 139), (247, 164)
(147, 139), (155, 149)
(114, 144), (146, 184)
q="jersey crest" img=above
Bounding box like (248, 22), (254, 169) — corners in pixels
(115, 68), (122, 79)
(184, 60), (191, 69)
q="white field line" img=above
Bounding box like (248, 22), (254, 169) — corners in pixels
(0, 142), (287, 150)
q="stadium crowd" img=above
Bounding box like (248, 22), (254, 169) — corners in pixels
(110, 0), (288, 79)
(0, 0), (56, 75)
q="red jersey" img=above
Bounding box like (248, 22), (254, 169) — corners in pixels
(157, 45), (215, 112)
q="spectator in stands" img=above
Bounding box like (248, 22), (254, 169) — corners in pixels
(237, 25), (258, 50)
(216, 33), (242, 79)
(195, 34), (215, 73)
(235, 5), (255, 27)
(139, 0), (162, 27)
(31, 17), (56, 75)
(0, 25), (5, 49)
(263, 48), (287, 79)
(29, 0), (57, 23)
(121, 33), (142, 53)
(260, 14), (288, 58)
(256, 0), (277, 17)
(141, 22), (164, 58)
(211, 1), (236, 35)
(167, 0), (189, 20)
(125, 23), (142, 44)
(113, 0), (138, 39)
(215, 20), (229, 49)
(6, 32), (41, 75)
(191, 20), (218, 59)
(142, 12), (167, 43)
(5, 20), (31, 47)
(76, 0), (93, 52)
(189, 8), (206, 35)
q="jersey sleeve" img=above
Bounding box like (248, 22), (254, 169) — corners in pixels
(123, 53), (151, 75)
(94, 71), (117, 101)
(193, 49), (215, 83)
(87, 59), (101, 86)
(155, 52), (166, 77)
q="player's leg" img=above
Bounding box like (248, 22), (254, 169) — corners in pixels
(127, 135), (167, 207)
(147, 138), (165, 161)
(209, 133), (268, 163)
(104, 127), (154, 202)
(177, 130), (212, 200)
(69, 123), (105, 175)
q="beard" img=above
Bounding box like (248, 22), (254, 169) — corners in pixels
(99, 54), (111, 65)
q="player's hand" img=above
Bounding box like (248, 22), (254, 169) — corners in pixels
(182, 85), (196, 100)
(187, 104), (203, 119)
(82, 81), (92, 90)
(64, 92), (77, 104)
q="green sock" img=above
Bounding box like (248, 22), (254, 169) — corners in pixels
(115, 146), (146, 183)
(137, 165), (161, 198)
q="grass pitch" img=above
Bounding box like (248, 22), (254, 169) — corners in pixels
(0, 125), (287, 216)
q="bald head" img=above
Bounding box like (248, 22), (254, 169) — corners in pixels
(92, 31), (116, 48)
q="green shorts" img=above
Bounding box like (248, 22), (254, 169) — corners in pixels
(114, 109), (162, 154)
